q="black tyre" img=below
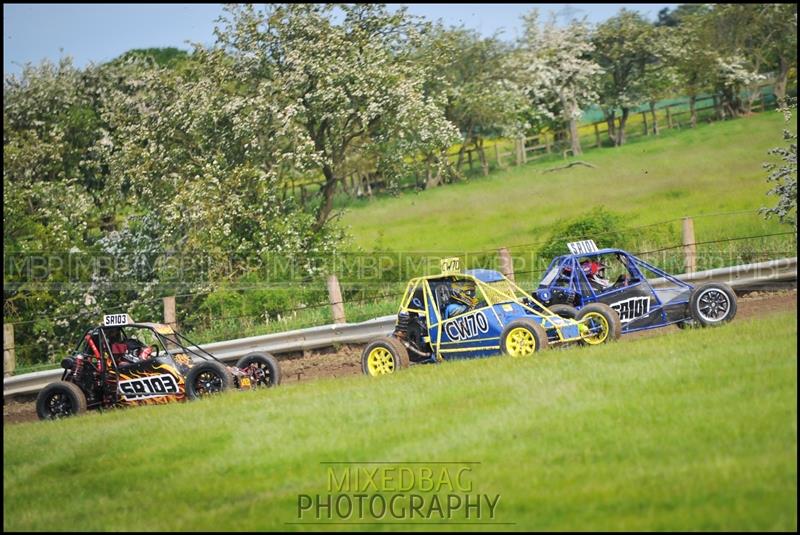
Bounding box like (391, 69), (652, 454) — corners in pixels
(186, 361), (234, 400)
(500, 318), (549, 357)
(689, 282), (737, 327)
(547, 304), (579, 319)
(36, 381), (87, 420)
(235, 352), (282, 388)
(576, 303), (622, 345)
(361, 336), (409, 376)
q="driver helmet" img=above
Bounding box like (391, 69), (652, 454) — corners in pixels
(581, 260), (610, 289)
(450, 284), (478, 308)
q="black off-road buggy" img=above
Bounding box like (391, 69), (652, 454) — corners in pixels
(36, 314), (281, 420)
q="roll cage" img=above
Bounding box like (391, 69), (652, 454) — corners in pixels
(74, 322), (225, 381)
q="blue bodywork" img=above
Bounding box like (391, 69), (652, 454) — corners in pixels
(535, 248), (695, 333)
(399, 268), (585, 363)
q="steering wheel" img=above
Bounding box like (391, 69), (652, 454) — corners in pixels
(148, 345), (160, 359)
(613, 274), (630, 288)
(435, 284), (450, 307)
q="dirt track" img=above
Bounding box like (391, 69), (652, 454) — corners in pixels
(5, 290), (796, 426)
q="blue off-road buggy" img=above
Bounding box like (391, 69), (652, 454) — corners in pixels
(361, 258), (622, 376)
(534, 240), (737, 334)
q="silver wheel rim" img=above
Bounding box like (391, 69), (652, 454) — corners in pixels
(696, 289), (730, 323)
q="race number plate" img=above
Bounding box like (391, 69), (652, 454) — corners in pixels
(567, 240), (599, 255)
(440, 257), (460, 274)
(104, 314), (132, 326)
(240, 378), (251, 388)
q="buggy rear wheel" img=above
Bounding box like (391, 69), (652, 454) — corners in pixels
(362, 337), (409, 376)
(186, 361), (233, 400)
(577, 303), (622, 345)
(36, 381), (87, 420)
(235, 352), (281, 388)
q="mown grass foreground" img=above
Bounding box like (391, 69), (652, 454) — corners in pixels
(4, 311), (797, 531)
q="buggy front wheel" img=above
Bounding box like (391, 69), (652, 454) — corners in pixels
(577, 303), (622, 345)
(36, 381), (87, 420)
(689, 283), (737, 327)
(500, 319), (549, 357)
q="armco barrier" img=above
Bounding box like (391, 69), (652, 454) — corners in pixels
(4, 257), (795, 397)
(3, 315), (396, 397)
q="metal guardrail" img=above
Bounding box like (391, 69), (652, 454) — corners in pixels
(4, 257), (796, 398)
(650, 257), (797, 289)
(2, 315), (396, 397)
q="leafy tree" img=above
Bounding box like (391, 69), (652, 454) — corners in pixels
(763, 99), (797, 228)
(110, 47), (191, 68)
(636, 26), (679, 135)
(592, 9), (657, 146)
(516, 10), (602, 156)
(654, 6), (717, 128)
(655, 4), (706, 27)
(214, 4), (458, 227)
(415, 25), (524, 182)
(712, 4), (797, 104)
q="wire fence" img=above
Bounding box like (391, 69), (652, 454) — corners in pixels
(4, 204), (797, 375)
(4, 224), (796, 330)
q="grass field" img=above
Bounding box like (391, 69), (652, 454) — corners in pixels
(338, 111), (794, 254)
(4, 310), (796, 531)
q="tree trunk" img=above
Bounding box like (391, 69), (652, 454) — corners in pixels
(605, 109), (616, 144)
(649, 101), (659, 135)
(476, 138), (489, 176)
(689, 95), (697, 128)
(364, 172), (373, 198)
(425, 156), (441, 189)
(744, 58), (762, 115)
(774, 56), (789, 101)
(454, 124), (472, 173)
(561, 96), (582, 156)
(721, 88), (741, 119)
(313, 165), (339, 231)
(614, 107), (629, 147)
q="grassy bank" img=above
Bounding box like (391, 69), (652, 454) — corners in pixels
(339, 111), (794, 253)
(4, 310), (796, 531)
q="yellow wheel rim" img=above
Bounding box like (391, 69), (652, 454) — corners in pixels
(582, 312), (609, 345)
(367, 347), (395, 376)
(505, 327), (537, 357)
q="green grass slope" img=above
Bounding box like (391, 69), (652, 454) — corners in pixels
(340, 112), (792, 252)
(4, 310), (796, 531)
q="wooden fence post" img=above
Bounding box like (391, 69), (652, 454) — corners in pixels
(4, 323), (15, 377)
(327, 275), (346, 324)
(494, 143), (503, 168)
(666, 106), (673, 129)
(642, 112), (648, 135)
(498, 247), (515, 283)
(522, 138), (528, 164)
(594, 123), (601, 147)
(163, 296), (177, 331)
(515, 139), (523, 166)
(545, 132), (552, 154)
(467, 149), (474, 171)
(682, 217), (697, 274)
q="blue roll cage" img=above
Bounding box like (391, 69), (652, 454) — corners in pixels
(539, 248), (695, 332)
